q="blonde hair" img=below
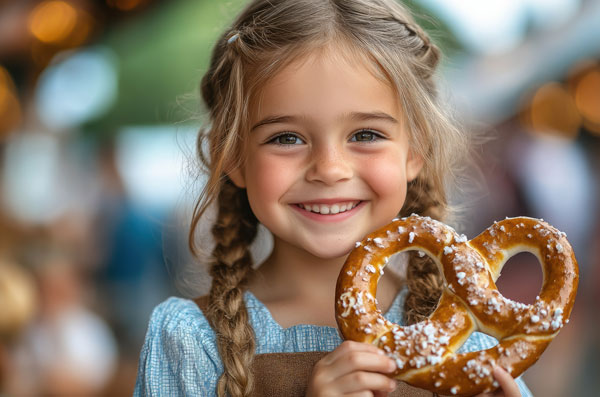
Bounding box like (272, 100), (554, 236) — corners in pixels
(189, 0), (469, 395)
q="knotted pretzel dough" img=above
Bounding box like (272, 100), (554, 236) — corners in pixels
(335, 215), (578, 396)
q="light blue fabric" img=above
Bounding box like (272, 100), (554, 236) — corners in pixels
(134, 289), (533, 396)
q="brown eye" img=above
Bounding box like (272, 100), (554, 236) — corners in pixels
(351, 130), (381, 142)
(269, 133), (304, 145)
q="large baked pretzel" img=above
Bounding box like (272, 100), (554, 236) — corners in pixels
(335, 215), (578, 396)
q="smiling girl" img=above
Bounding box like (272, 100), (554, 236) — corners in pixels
(134, 1), (532, 396)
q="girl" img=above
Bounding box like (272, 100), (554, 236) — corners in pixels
(135, 0), (532, 396)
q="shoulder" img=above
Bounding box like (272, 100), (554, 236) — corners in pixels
(145, 296), (220, 356)
(134, 297), (221, 396)
(148, 296), (212, 334)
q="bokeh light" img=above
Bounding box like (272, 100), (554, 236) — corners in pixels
(2, 132), (65, 224)
(28, 1), (79, 44)
(523, 82), (581, 139)
(35, 46), (118, 131)
(572, 65), (600, 135)
(0, 66), (22, 140)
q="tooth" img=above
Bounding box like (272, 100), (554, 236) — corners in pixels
(330, 204), (340, 214)
(303, 204), (311, 212)
(339, 204), (347, 212)
(312, 206), (320, 213)
(320, 205), (330, 215)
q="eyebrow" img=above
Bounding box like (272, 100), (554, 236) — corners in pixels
(349, 111), (399, 124)
(250, 111), (399, 131)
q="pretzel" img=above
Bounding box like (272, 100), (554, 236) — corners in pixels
(335, 215), (578, 396)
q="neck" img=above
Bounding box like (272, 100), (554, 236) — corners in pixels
(248, 235), (404, 328)
(251, 236), (347, 303)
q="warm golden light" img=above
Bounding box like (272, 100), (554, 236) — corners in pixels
(526, 82), (581, 139)
(573, 67), (600, 133)
(28, 1), (78, 44)
(0, 66), (22, 140)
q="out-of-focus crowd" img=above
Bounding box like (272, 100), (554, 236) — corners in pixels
(0, 137), (180, 395)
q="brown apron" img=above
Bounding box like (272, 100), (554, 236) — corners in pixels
(194, 296), (435, 396)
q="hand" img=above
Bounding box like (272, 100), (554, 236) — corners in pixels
(475, 366), (521, 397)
(306, 340), (397, 397)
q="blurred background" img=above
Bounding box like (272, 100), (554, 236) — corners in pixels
(0, 0), (598, 395)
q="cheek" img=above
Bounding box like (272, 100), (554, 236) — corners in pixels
(245, 154), (296, 204)
(361, 154), (409, 200)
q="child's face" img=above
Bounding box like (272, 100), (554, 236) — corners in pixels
(230, 47), (423, 260)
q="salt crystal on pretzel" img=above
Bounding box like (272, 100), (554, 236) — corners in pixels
(335, 214), (578, 396)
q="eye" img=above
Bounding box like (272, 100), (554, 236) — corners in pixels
(267, 133), (305, 145)
(350, 129), (383, 142)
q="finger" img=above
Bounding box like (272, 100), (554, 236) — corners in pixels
(492, 366), (521, 397)
(335, 372), (397, 394)
(327, 350), (396, 380)
(322, 341), (387, 365)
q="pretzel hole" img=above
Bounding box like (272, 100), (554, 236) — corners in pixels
(495, 252), (543, 304)
(376, 250), (443, 316)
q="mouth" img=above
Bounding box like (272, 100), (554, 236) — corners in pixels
(295, 201), (361, 215)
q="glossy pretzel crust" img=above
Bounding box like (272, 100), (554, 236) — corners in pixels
(335, 215), (578, 396)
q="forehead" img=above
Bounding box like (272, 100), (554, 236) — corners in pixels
(250, 44), (399, 121)
(268, 42), (393, 91)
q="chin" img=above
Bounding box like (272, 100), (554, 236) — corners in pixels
(308, 244), (355, 261)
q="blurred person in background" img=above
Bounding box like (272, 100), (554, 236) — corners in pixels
(11, 242), (118, 396)
(93, 138), (174, 358)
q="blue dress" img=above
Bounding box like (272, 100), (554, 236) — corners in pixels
(134, 289), (533, 396)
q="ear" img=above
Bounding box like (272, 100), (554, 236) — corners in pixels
(228, 165), (246, 188)
(405, 150), (424, 182)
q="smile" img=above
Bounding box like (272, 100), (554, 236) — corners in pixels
(296, 201), (360, 215)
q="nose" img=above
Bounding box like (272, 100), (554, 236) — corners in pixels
(305, 143), (354, 185)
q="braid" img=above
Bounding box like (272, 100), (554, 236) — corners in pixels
(401, 177), (446, 219)
(206, 180), (259, 396)
(401, 177), (446, 325)
(404, 20), (440, 71)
